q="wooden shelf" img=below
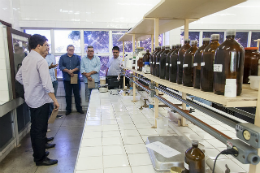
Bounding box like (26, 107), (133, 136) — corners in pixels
(127, 68), (257, 108)
(144, 0), (245, 20)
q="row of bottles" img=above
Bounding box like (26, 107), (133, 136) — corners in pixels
(149, 30), (246, 96)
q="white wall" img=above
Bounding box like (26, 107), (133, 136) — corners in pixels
(18, 0), (160, 29)
(0, 25), (11, 104)
(0, 0), (21, 30)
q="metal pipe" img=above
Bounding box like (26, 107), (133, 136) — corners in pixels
(155, 95), (231, 144)
(155, 85), (239, 128)
(225, 107), (255, 120)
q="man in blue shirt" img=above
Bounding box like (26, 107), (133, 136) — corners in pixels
(80, 46), (101, 104)
(59, 45), (83, 115)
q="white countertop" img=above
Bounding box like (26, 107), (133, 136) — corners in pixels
(74, 90), (249, 173)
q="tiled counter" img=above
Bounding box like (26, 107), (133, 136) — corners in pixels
(74, 90), (249, 173)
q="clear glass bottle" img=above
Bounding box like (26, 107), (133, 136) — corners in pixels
(184, 140), (205, 173)
(183, 40), (198, 87)
(153, 47), (161, 76)
(169, 44), (181, 82)
(201, 34), (220, 92)
(243, 47), (260, 83)
(166, 45), (176, 80)
(214, 30), (245, 96)
(193, 38), (210, 89)
(160, 46), (170, 79)
(177, 39), (191, 84)
(156, 46), (165, 77)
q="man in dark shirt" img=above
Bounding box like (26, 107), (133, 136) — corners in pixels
(59, 45), (83, 115)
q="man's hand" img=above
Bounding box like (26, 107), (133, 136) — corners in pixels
(87, 77), (92, 81)
(53, 100), (60, 111)
(49, 63), (58, 69)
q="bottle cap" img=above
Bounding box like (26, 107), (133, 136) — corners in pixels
(171, 45), (176, 49)
(144, 62), (150, 65)
(165, 45), (170, 49)
(203, 38), (210, 41)
(184, 39), (190, 42)
(211, 34), (220, 40)
(192, 140), (199, 146)
(146, 49), (149, 52)
(177, 44), (182, 47)
(190, 40), (197, 45)
(226, 30), (236, 36)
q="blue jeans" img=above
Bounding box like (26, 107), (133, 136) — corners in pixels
(85, 83), (99, 103)
(49, 80), (58, 117)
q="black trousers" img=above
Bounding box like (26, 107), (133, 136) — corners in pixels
(63, 81), (82, 112)
(30, 103), (50, 162)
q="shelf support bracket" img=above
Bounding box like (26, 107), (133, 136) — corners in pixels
(184, 19), (189, 39)
(180, 92), (188, 126)
(152, 82), (159, 128)
(132, 72), (137, 102)
(151, 34), (154, 52)
(132, 34), (136, 52)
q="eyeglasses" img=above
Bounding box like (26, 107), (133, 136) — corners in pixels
(88, 51), (94, 52)
(68, 49), (75, 51)
(113, 52), (119, 54)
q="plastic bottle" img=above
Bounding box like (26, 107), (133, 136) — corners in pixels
(214, 30), (245, 96)
(243, 47), (260, 83)
(177, 39), (191, 84)
(160, 46), (170, 79)
(153, 47), (161, 76)
(184, 140), (205, 173)
(201, 34), (220, 92)
(156, 46), (165, 77)
(193, 38), (210, 89)
(169, 44), (182, 83)
(183, 40), (198, 87)
(166, 45), (176, 80)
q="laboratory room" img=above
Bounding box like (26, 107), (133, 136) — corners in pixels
(1, 0), (260, 173)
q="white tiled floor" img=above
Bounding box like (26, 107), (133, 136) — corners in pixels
(75, 90), (248, 173)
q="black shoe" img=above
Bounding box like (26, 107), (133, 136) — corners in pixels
(66, 111), (71, 115)
(56, 115), (63, 118)
(45, 151), (49, 157)
(46, 137), (54, 142)
(77, 110), (84, 114)
(36, 157), (58, 166)
(45, 143), (56, 149)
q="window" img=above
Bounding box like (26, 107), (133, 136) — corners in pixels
(25, 29), (51, 52)
(236, 32), (248, 48)
(164, 31), (170, 45)
(54, 30), (81, 54)
(112, 33), (132, 52)
(203, 32), (225, 44)
(140, 37), (152, 51)
(159, 34), (163, 46)
(84, 31), (109, 53)
(251, 32), (260, 50)
(99, 56), (110, 77)
(180, 31), (200, 46)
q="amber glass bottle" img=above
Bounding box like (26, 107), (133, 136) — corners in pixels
(214, 30), (245, 96)
(201, 34), (220, 92)
(169, 44), (181, 83)
(156, 46), (165, 77)
(177, 39), (191, 84)
(153, 47), (161, 76)
(193, 38), (210, 89)
(243, 47), (260, 83)
(183, 40), (198, 87)
(150, 47), (158, 75)
(184, 141), (205, 173)
(137, 57), (143, 71)
(160, 46), (170, 79)
(166, 45), (176, 80)
(143, 50), (151, 63)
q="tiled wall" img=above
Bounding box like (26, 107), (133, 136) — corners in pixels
(0, 0), (21, 30)
(0, 25), (11, 104)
